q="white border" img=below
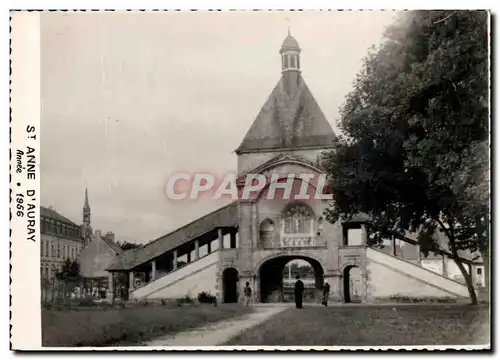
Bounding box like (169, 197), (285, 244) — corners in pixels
(9, 11), (41, 350)
(4, 4), (495, 355)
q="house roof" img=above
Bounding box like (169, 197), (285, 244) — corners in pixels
(101, 234), (124, 255)
(236, 75), (337, 154)
(40, 206), (78, 226)
(107, 202), (238, 271)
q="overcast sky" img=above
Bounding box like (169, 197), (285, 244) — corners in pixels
(41, 11), (397, 244)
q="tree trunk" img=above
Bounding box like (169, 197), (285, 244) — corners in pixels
(440, 221), (478, 305)
(454, 257), (478, 305)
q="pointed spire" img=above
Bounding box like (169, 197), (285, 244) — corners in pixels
(288, 26), (291, 36)
(84, 188), (90, 209)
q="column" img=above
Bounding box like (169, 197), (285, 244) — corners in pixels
(218, 228), (224, 250)
(361, 273), (369, 303)
(173, 249), (178, 271)
(195, 239), (200, 260)
(106, 272), (114, 303)
(392, 236), (397, 257)
(281, 221), (286, 247)
(442, 255), (448, 277)
(239, 202), (254, 272)
(360, 224), (368, 246)
(230, 231), (237, 249)
(129, 271), (134, 292)
(251, 205), (257, 248)
(151, 260), (156, 281)
(417, 244), (422, 265)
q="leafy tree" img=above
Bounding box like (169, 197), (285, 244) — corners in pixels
(322, 11), (489, 304)
(55, 258), (81, 280)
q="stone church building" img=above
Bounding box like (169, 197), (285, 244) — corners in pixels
(106, 33), (480, 304)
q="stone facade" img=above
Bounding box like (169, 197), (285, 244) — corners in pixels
(40, 206), (85, 280)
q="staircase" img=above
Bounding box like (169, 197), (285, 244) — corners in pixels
(131, 251), (219, 300)
(367, 248), (470, 299)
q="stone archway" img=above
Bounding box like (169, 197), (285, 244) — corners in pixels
(258, 255), (324, 303)
(222, 267), (239, 303)
(343, 265), (362, 303)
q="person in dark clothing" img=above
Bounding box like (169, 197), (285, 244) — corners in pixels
(294, 275), (304, 309)
(322, 282), (331, 307)
(243, 282), (252, 306)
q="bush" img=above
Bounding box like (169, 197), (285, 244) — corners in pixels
(175, 295), (194, 306)
(197, 291), (217, 304)
(78, 297), (95, 307)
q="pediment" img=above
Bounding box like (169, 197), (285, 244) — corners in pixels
(236, 153), (323, 185)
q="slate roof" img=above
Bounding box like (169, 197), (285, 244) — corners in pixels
(101, 234), (124, 255)
(236, 75), (337, 154)
(280, 34), (301, 53)
(107, 202), (238, 271)
(40, 206), (78, 226)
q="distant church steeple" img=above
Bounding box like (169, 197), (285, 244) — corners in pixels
(82, 188), (92, 246)
(83, 188), (91, 225)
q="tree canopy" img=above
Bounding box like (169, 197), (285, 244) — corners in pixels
(55, 258), (81, 280)
(322, 11), (489, 304)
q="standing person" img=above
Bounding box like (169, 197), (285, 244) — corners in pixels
(294, 275), (304, 309)
(322, 282), (331, 307)
(243, 282), (252, 306)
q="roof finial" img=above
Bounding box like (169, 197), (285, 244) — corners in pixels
(286, 16), (291, 36)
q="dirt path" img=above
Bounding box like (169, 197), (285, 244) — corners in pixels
(145, 304), (290, 347)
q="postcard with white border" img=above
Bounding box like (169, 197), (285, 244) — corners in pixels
(10, 9), (491, 350)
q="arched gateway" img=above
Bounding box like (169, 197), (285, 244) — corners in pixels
(258, 255), (324, 303)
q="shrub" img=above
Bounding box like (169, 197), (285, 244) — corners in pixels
(78, 297), (95, 307)
(197, 291), (217, 304)
(175, 295), (194, 306)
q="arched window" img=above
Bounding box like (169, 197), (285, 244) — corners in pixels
(282, 203), (314, 234)
(259, 219), (275, 244)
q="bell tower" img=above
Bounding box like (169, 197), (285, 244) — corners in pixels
(280, 29), (301, 95)
(280, 28), (301, 73)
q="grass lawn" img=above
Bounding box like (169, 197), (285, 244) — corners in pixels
(42, 303), (252, 347)
(224, 304), (490, 346)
